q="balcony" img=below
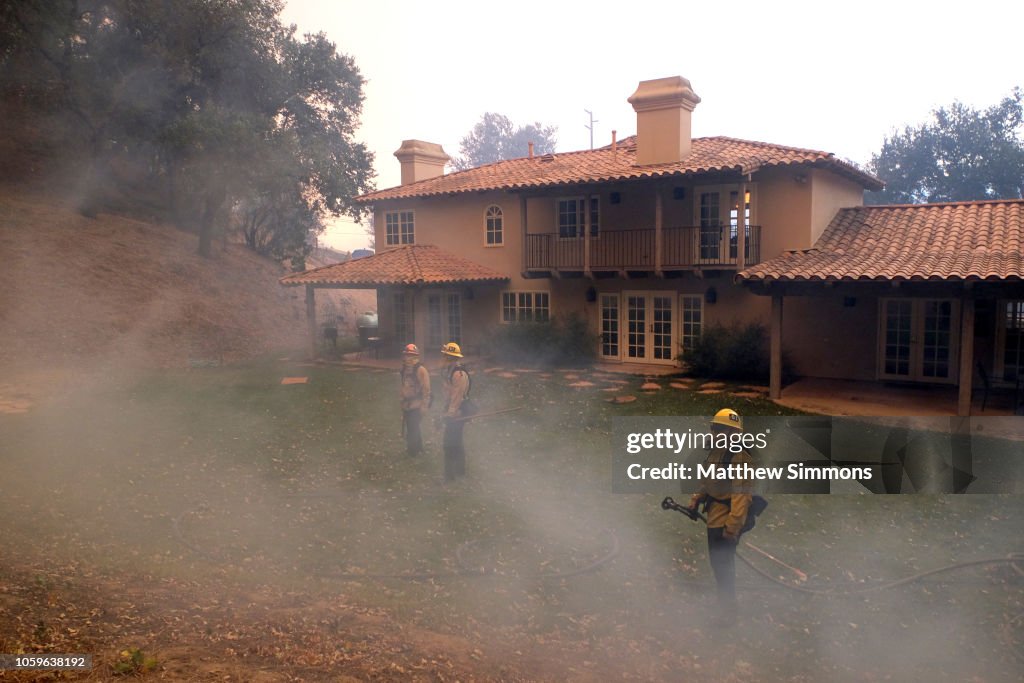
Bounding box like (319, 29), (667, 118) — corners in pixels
(524, 225), (761, 273)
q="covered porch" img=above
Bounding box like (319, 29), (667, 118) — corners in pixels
(279, 244), (509, 359)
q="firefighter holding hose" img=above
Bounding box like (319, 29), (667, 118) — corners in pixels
(688, 408), (753, 625)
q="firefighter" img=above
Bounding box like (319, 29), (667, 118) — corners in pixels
(688, 408), (753, 625)
(398, 343), (430, 457)
(440, 342), (471, 482)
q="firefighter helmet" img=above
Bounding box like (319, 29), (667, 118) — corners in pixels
(403, 343), (420, 356)
(440, 342), (463, 358)
(712, 408), (743, 431)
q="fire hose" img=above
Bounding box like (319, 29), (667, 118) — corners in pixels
(661, 496), (1024, 661)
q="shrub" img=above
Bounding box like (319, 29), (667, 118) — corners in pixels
(680, 322), (782, 381)
(483, 313), (597, 368)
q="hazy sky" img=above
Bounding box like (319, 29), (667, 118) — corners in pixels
(280, 0), (1024, 251)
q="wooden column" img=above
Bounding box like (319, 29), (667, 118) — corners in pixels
(583, 195), (592, 276)
(305, 284), (318, 360)
(736, 181), (747, 271)
(957, 294), (976, 416)
(770, 291), (783, 399)
(654, 189), (663, 276)
(520, 195), (528, 274)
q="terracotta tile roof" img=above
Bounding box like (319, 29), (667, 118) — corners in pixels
(357, 136), (882, 202)
(738, 199), (1024, 282)
(279, 244), (509, 287)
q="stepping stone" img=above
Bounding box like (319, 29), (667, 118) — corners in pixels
(697, 389), (723, 394)
(670, 382), (691, 390)
(730, 391), (763, 399)
(602, 387), (619, 392)
(699, 381), (726, 390)
(606, 395), (637, 404)
(739, 385), (770, 393)
(672, 377), (694, 383)
(567, 381), (596, 388)
(512, 368), (537, 373)
(280, 377), (309, 385)
(497, 372), (518, 379)
(640, 382), (661, 391)
(563, 373), (580, 380)
(483, 367), (503, 373)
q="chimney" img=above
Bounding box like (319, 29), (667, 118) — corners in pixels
(611, 130), (617, 152)
(627, 76), (701, 166)
(394, 140), (450, 185)
(528, 141), (534, 158)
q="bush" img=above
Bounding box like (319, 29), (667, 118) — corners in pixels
(680, 322), (784, 381)
(484, 313), (597, 368)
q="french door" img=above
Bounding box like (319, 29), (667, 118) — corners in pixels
(879, 298), (959, 383)
(426, 291), (461, 350)
(623, 292), (676, 364)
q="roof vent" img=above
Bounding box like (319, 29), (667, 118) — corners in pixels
(539, 153), (555, 162)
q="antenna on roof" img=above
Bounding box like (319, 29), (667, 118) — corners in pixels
(584, 109), (599, 150)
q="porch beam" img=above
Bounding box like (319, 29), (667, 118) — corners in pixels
(957, 294), (975, 416)
(520, 195), (528, 274)
(736, 180), (747, 271)
(654, 189), (664, 277)
(583, 195), (592, 276)
(305, 284), (318, 360)
(770, 292), (783, 399)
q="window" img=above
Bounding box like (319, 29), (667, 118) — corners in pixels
(728, 190), (752, 259)
(600, 294), (619, 358)
(556, 197), (599, 238)
(501, 291), (550, 323)
(485, 205), (503, 245)
(1002, 300), (1024, 381)
(447, 293), (462, 344)
(699, 192), (721, 260)
(385, 210), (414, 245)
(680, 295), (703, 352)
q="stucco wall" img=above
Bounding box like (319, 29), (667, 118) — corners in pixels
(809, 169), (866, 245)
(782, 291), (879, 380)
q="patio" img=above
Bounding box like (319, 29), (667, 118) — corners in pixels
(777, 377), (1021, 417)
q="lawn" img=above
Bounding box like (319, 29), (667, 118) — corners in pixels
(0, 359), (1021, 681)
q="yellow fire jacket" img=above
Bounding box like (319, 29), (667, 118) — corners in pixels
(689, 447), (754, 535)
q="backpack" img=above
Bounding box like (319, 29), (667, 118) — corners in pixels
(701, 448), (768, 535)
(401, 362), (433, 408)
(448, 363), (478, 417)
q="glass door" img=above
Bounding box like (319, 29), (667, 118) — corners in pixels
(652, 295), (674, 361)
(879, 298), (958, 383)
(627, 294), (647, 360)
(600, 294), (620, 360)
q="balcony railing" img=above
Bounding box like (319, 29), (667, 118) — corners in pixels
(524, 225), (761, 271)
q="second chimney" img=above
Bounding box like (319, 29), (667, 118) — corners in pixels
(627, 76), (701, 166)
(394, 140), (450, 185)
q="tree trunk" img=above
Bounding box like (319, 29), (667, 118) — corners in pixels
(198, 180), (226, 258)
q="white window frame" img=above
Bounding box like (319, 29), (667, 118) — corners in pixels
(679, 295), (703, 353)
(555, 196), (600, 239)
(599, 293), (621, 360)
(385, 210), (415, 246)
(500, 290), (551, 323)
(994, 299), (1024, 381)
(484, 205), (504, 247)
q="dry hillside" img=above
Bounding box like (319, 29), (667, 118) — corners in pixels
(0, 187), (374, 394)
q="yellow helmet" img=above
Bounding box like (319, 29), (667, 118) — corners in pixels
(441, 342), (463, 358)
(712, 408), (742, 431)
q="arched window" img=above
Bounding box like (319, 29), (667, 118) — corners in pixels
(485, 205), (503, 246)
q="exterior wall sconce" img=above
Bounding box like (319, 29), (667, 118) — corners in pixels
(464, 287), (474, 300)
(793, 173), (808, 184)
(843, 296), (857, 307)
(585, 286), (597, 303)
(610, 192), (621, 205)
(672, 186), (686, 200)
(705, 287), (717, 304)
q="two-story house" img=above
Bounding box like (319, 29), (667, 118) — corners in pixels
(282, 75), (1024, 415)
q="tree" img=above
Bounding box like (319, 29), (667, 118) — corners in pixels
(1, 0), (373, 259)
(867, 89), (1024, 204)
(452, 112), (557, 171)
